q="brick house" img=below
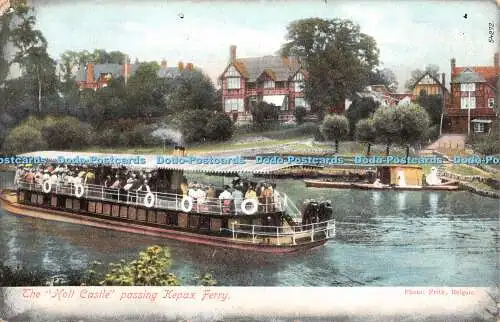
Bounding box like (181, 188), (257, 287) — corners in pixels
(75, 60), (194, 90)
(219, 45), (310, 123)
(444, 53), (499, 134)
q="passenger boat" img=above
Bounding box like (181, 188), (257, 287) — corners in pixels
(0, 149), (336, 254)
(304, 165), (459, 191)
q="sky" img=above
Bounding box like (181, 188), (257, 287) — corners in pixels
(29, 0), (499, 92)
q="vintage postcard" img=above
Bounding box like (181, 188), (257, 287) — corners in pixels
(0, 0), (498, 321)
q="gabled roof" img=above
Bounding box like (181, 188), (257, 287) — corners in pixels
(221, 56), (301, 82)
(451, 68), (487, 84)
(411, 72), (443, 89)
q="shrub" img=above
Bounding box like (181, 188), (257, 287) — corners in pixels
(294, 106), (307, 124)
(41, 116), (91, 150)
(205, 112), (233, 141)
(2, 125), (48, 154)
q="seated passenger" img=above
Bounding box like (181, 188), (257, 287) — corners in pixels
(219, 185), (233, 213)
(245, 186), (258, 201)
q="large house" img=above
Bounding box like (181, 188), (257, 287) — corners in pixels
(410, 72), (449, 101)
(75, 60), (194, 90)
(219, 45), (310, 123)
(443, 53), (498, 134)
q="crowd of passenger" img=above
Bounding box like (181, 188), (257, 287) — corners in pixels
(15, 165), (283, 214)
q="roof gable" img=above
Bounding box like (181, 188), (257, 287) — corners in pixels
(411, 72), (442, 89)
(451, 69), (487, 84)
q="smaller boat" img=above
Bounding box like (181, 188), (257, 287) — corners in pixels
(352, 182), (392, 190)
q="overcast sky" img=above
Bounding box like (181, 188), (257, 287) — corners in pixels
(31, 0), (498, 92)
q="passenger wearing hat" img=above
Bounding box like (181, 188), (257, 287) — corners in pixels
(232, 187), (244, 215)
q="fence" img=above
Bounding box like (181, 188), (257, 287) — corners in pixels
(17, 179), (285, 217)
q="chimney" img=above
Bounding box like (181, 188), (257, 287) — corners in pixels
(186, 62), (194, 71)
(86, 62), (95, 82)
(161, 59), (167, 68)
(494, 52), (499, 69)
(450, 58), (456, 72)
(230, 45), (236, 61)
(178, 61), (185, 71)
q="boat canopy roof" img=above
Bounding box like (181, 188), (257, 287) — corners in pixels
(18, 151), (299, 174)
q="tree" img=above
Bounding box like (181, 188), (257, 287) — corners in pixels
(2, 123), (48, 154)
(281, 18), (379, 113)
(97, 246), (180, 286)
(294, 106), (307, 124)
(250, 101), (280, 131)
(372, 106), (400, 156)
(346, 96), (379, 139)
(417, 92), (442, 125)
(205, 113), (233, 141)
(165, 69), (219, 114)
(320, 114), (349, 153)
(368, 68), (398, 92)
(404, 64), (440, 90)
(355, 118), (376, 156)
(372, 104), (430, 155)
(41, 116), (91, 150)
(170, 109), (214, 143)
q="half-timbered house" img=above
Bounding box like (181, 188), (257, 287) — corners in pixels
(219, 45), (310, 123)
(444, 53), (499, 134)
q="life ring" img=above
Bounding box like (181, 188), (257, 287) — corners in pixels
(180, 196), (193, 213)
(74, 184), (85, 198)
(241, 198), (258, 215)
(42, 180), (52, 194)
(144, 192), (155, 208)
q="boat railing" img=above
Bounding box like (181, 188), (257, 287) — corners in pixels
(223, 219), (336, 245)
(16, 179), (285, 216)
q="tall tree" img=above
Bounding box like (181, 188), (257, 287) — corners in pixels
(281, 18), (380, 114)
(355, 118), (376, 156)
(404, 64), (440, 90)
(368, 68), (398, 92)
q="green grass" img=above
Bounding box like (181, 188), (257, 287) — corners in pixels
(464, 181), (499, 192)
(446, 164), (492, 178)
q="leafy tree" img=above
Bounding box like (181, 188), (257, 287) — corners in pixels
(372, 106), (400, 156)
(205, 112), (233, 141)
(171, 109), (214, 143)
(281, 18), (379, 113)
(41, 116), (91, 150)
(346, 96), (379, 139)
(404, 64), (440, 90)
(2, 123), (48, 154)
(417, 93), (442, 125)
(98, 246), (180, 286)
(165, 69), (219, 114)
(398, 103), (430, 146)
(368, 68), (398, 92)
(320, 114), (349, 153)
(250, 101), (280, 131)
(372, 104), (430, 155)
(294, 106), (307, 124)
(355, 118), (376, 156)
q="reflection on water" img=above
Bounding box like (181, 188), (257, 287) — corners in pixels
(0, 177), (498, 286)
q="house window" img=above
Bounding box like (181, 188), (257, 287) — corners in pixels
(227, 78), (241, 89)
(264, 80), (275, 88)
(473, 122), (485, 133)
(224, 98), (244, 113)
(488, 98), (495, 108)
(295, 97), (310, 111)
(460, 96), (476, 109)
(460, 83), (475, 92)
(294, 81), (304, 92)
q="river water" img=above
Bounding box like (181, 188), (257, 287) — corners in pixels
(0, 172), (498, 286)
